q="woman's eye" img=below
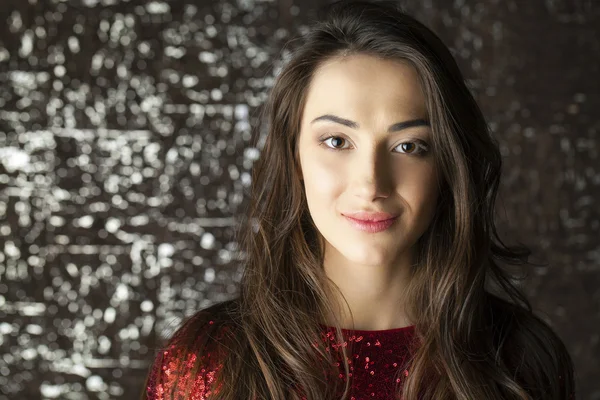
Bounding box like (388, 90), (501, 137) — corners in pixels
(322, 136), (349, 150)
(398, 142), (425, 154)
(319, 135), (429, 156)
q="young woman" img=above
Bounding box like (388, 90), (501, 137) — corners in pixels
(142, 1), (576, 399)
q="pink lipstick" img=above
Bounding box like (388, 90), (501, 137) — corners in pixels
(343, 215), (398, 233)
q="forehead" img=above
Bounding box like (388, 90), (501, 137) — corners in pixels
(302, 54), (428, 121)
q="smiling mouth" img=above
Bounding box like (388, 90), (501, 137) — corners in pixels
(343, 215), (398, 233)
(341, 211), (398, 222)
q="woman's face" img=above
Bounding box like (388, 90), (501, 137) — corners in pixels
(297, 54), (439, 267)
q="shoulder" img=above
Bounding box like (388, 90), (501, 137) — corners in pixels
(144, 299), (240, 400)
(164, 298), (240, 346)
(486, 293), (576, 399)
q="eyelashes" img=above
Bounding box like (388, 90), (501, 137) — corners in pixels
(318, 134), (430, 157)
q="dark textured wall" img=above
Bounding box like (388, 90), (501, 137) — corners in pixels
(0, 0), (597, 399)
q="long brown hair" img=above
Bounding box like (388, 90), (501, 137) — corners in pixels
(141, 1), (576, 399)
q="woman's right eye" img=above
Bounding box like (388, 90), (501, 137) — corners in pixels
(319, 135), (349, 151)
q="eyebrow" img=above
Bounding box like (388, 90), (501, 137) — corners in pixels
(310, 114), (430, 132)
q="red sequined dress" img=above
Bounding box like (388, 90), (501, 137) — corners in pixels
(145, 323), (417, 400)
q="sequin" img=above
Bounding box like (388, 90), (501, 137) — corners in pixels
(145, 341), (223, 400)
(146, 323), (417, 399)
(314, 324), (417, 399)
(145, 323), (575, 399)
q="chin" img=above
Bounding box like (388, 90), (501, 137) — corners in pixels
(341, 246), (396, 266)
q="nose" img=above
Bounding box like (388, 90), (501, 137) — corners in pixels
(351, 147), (394, 200)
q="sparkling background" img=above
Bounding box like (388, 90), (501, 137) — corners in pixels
(0, 0), (598, 399)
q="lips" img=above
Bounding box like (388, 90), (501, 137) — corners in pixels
(343, 215), (398, 233)
(342, 211), (397, 222)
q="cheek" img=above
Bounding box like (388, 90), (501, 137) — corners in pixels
(400, 165), (439, 217)
(302, 153), (344, 197)
(302, 151), (343, 185)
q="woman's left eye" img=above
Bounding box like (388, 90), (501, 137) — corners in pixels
(319, 135), (430, 156)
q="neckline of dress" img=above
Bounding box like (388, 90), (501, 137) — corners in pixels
(318, 323), (416, 334)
